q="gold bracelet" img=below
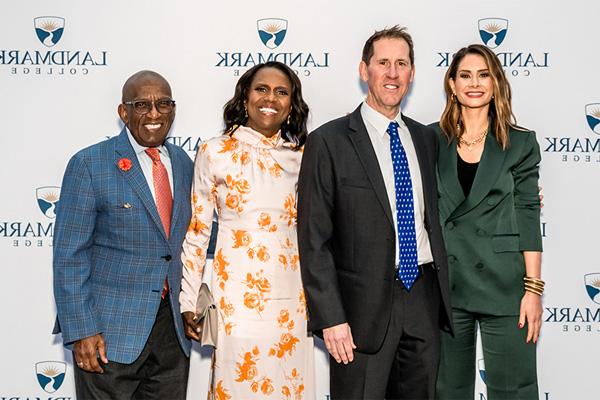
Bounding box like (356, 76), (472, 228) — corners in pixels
(524, 276), (545, 285)
(524, 278), (544, 296)
(524, 286), (544, 296)
(524, 281), (545, 290)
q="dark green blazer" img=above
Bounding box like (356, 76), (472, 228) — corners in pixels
(432, 123), (542, 316)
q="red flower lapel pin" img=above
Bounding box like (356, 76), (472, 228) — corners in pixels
(117, 158), (132, 172)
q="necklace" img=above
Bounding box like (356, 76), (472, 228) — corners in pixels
(459, 127), (488, 151)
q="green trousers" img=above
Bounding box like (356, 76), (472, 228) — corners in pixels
(436, 308), (538, 400)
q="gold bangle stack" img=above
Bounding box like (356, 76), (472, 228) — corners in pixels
(524, 277), (545, 296)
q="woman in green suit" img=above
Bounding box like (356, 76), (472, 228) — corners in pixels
(433, 44), (543, 400)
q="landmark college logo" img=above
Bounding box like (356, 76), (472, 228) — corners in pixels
(34, 16), (65, 47)
(0, 185), (58, 247)
(542, 101), (600, 164)
(1, 16), (108, 76)
(435, 17), (548, 78)
(544, 272), (600, 333)
(35, 361), (66, 393)
(215, 17), (330, 77)
(584, 273), (600, 304)
(478, 18), (508, 49)
(585, 103), (600, 134)
(36, 186), (61, 219)
(257, 18), (288, 49)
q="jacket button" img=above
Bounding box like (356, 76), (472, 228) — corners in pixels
(476, 229), (486, 237)
(447, 221), (455, 230)
(475, 262), (484, 269)
(448, 255), (457, 263)
(487, 199), (495, 206)
(161, 255), (172, 261)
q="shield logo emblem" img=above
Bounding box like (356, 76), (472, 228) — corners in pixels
(477, 358), (487, 384)
(478, 18), (508, 49)
(584, 273), (600, 304)
(585, 103), (600, 134)
(35, 361), (66, 393)
(257, 18), (288, 49)
(34, 16), (65, 47)
(36, 186), (61, 219)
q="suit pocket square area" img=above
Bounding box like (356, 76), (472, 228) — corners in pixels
(340, 177), (372, 189)
(195, 283), (218, 348)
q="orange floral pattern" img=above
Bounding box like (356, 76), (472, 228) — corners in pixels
(269, 332), (301, 359)
(281, 193), (297, 226)
(180, 127), (313, 398)
(282, 368), (305, 400)
(213, 248), (230, 290)
(258, 212), (278, 232)
(235, 346), (260, 382)
(220, 296), (235, 317)
(213, 380), (231, 400)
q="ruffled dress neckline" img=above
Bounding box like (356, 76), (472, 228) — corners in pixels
(232, 125), (294, 149)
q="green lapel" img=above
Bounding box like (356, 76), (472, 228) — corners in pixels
(437, 136), (465, 217)
(449, 131), (506, 220)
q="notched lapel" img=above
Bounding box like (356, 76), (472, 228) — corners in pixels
(114, 129), (168, 240)
(166, 142), (186, 241)
(437, 137), (465, 213)
(347, 109), (394, 227)
(404, 117), (435, 201)
(450, 132), (506, 220)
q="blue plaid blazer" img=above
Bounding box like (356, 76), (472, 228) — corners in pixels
(53, 128), (193, 363)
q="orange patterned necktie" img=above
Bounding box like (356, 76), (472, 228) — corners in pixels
(145, 148), (172, 298)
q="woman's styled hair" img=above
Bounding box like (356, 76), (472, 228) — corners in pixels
(222, 61), (309, 149)
(440, 44), (519, 150)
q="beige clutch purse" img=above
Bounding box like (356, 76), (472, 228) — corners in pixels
(195, 283), (218, 348)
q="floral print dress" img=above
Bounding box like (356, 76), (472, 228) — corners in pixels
(180, 126), (314, 400)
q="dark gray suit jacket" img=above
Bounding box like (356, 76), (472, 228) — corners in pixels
(298, 106), (452, 353)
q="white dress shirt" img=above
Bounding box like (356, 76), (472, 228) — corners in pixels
(360, 102), (433, 265)
(126, 128), (174, 202)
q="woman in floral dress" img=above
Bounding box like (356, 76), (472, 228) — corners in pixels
(180, 61), (314, 400)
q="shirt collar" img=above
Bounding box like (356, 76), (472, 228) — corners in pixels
(125, 127), (168, 157)
(361, 101), (404, 138)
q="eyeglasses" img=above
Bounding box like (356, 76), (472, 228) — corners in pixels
(123, 99), (176, 115)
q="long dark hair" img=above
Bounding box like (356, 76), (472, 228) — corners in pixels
(222, 61), (309, 149)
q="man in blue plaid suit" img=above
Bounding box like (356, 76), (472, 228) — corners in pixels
(53, 70), (193, 399)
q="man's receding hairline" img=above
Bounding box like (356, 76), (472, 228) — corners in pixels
(121, 70), (171, 102)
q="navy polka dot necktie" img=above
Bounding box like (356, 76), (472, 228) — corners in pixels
(387, 121), (419, 290)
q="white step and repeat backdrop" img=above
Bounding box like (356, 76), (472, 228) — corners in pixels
(1, 1), (598, 399)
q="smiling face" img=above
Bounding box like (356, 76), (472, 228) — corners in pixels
(359, 37), (414, 119)
(449, 53), (494, 111)
(118, 73), (175, 147)
(244, 67), (292, 137)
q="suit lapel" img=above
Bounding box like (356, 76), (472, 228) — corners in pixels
(437, 136), (465, 216)
(114, 128), (168, 240)
(347, 107), (394, 227)
(403, 116), (434, 205)
(165, 141), (185, 241)
(449, 131), (506, 220)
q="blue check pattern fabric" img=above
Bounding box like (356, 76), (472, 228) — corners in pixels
(387, 121), (419, 290)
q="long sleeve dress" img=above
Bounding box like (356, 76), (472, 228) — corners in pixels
(180, 125), (314, 400)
